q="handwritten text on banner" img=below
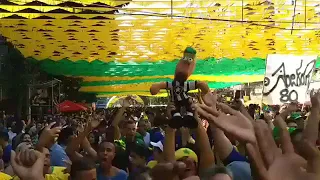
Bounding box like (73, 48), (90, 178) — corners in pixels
(262, 54), (316, 105)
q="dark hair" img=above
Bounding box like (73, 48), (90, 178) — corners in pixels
(0, 131), (9, 141)
(132, 144), (151, 159)
(70, 157), (96, 178)
(57, 127), (74, 145)
(88, 131), (99, 145)
(21, 133), (30, 140)
(125, 120), (136, 128)
(12, 133), (30, 151)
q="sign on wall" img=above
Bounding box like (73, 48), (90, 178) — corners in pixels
(262, 54), (317, 105)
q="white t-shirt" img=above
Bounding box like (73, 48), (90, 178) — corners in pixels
(8, 131), (16, 143)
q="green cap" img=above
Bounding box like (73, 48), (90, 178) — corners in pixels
(184, 47), (197, 55)
(273, 127), (296, 139)
(290, 112), (302, 120)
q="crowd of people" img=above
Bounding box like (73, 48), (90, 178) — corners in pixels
(0, 90), (319, 180)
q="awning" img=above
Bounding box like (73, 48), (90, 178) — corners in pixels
(57, 100), (87, 112)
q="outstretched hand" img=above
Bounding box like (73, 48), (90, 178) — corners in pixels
(247, 119), (320, 180)
(197, 102), (255, 143)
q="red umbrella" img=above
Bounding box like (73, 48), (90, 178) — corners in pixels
(57, 100), (88, 112)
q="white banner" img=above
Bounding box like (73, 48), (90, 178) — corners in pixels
(262, 54), (317, 105)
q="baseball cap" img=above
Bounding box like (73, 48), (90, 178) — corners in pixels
(175, 148), (198, 163)
(150, 140), (164, 152)
(226, 161), (252, 180)
(273, 127), (296, 139)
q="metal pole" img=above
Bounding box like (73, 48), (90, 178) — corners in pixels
(241, 0), (244, 23)
(304, 0), (306, 29)
(171, 0), (173, 19)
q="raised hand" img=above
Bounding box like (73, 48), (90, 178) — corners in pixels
(201, 91), (217, 108)
(310, 89), (320, 108)
(11, 149), (45, 180)
(249, 119), (320, 180)
(37, 122), (61, 148)
(90, 114), (104, 129)
(197, 102), (255, 143)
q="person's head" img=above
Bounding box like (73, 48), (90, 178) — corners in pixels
(98, 141), (116, 169)
(125, 120), (137, 138)
(39, 147), (51, 175)
(70, 157), (96, 180)
(145, 121), (151, 131)
(88, 132), (98, 145)
(0, 131), (9, 146)
(36, 122), (44, 131)
(138, 120), (148, 136)
(57, 127), (75, 146)
(21, 133), (31, 144)
(200, 166), (233, 180)
(130, 144), (149, 168)
(16, 142), (33, 153)
(175, 148), (198, 179)
(150, 141), (164, 162)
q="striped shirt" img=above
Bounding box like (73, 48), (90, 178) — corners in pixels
(167, 81), (197, 102)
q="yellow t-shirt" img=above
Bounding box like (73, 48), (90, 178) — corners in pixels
(12, 166), (69, 180)
(0, 172), (12, 180)
(46, 166), (69, 180)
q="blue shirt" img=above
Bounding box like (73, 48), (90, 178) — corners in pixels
(2, 144), (12, 164)
(97, 167), (128, 180)
(223, 147), (248, 165)
(50, 143), (70, 167)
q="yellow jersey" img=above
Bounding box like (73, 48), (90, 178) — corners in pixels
(0, 172), (12, 180)
(12, 166), (69, 180)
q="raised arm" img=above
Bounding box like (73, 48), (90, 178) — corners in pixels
(150, 82), (167, 95)
(194, 112), (215, 170)
(65, 122), (91, 161)
(111, 97), (131, 139)
(163, 102), (176, 162)
(303, 90), (320, 144)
